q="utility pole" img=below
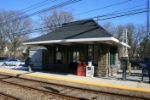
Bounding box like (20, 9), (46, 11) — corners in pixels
(141, 0), (150, 83)
(147, 0), (150, 84)
(125, 29), (128, 57)
(121, 29), (129, 78)
(147, 0), (149, 35)
(122, 29), (128, 57)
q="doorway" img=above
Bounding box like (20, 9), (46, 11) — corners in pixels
(68, 51), (80, 75)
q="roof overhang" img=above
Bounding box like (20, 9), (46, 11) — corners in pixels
(23, 37), (130, 48)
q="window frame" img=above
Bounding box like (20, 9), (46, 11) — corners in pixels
(55, 47), (62, 63)
(72, 51), (80, 62)
(87, 45), (99, 65)
(110, 46), (116, 66)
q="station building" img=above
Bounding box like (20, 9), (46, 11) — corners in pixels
(24, 19), (128, 77)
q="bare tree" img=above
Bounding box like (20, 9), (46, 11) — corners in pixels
(102, 21), (117, 37)
(116, 24), (145, 60)
(138, 24), (150, 59)
(38, 8), (75, 34)
(0, 31), (5, 56)
(102, 22), (147, 60)
(0, 10), (33, 57)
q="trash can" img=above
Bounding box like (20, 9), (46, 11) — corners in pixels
(77, 62), (83, 76)
(82, 62), (86, 76)
(141, 63), (150, 83)
(28, 64), (33, 72)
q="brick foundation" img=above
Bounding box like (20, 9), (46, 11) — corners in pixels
(97, 45), (118, 77)
(108, 66), (118, 76)
(97, 45), (109, 77)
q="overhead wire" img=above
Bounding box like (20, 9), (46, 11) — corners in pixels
(2, 0), (82, 35)
(74, 0), (132, 16)
(106, 3), (146, 14)
(93, 7), (146, 19)
(0, 0), (56, 22)
(3, 0), (148, 36)
(12, 8), (148, 35)
(1, 0), (133, 25)
(0, 0), (140, 26)
(15, 0), (55, 13)
(0, 0), (82, 24)
(99, 9), (148, 21)
(19, 7), (149, 35)
(13, 12), (146, 36)
(68, 1), (146, 21)
(95, 5), (146, 18)
(16, 0), (57, 15)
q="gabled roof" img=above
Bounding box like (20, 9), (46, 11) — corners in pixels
(24, 19), (113, 43)
(24, 19), (130, 48)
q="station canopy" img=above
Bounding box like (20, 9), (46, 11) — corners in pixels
(24, 19), (129, 48)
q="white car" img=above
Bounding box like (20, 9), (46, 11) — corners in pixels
(2, 58), (25, 66)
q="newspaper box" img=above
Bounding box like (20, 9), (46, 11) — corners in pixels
(86, 66), (94, 77)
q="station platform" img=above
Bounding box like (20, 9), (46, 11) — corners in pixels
(0, 67), (150, 99)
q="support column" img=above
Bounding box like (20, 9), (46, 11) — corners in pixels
(62, 46), (68, 64)
(79, 45), (87, 62)
(97, 45), (109, 77)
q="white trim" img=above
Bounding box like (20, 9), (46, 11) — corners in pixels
(23, 37), (130, 48)
(24, 37), (116, 44)
(119, 42), (130, 48)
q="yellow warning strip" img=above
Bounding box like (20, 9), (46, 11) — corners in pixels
(35, 74), (150, 93)
(0, 69), (150, 93)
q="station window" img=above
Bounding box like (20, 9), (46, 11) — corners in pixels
(73, 51), (79, 62)
(93, 46), (98, 64)
(88, 46), (93, 58)
(110, 47), (116, 66)
(88, 45), (98, 64)
(56, 47), (62, 63)
(88, 45), (93, 64)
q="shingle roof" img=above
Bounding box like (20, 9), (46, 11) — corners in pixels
(25, 19), (113, 43)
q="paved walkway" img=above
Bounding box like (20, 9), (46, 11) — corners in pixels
(0, 67), (149, 89)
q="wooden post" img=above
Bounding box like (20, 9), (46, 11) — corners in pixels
(128, 62), (131, 75)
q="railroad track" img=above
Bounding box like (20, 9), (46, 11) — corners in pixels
(0, 74), (148, 100)
(0, 91), (22, 100)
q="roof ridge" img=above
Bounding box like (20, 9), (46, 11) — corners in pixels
(24, 19), (114, 43)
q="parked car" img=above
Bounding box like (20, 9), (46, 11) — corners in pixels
(2, 58), (25, 66)
(130, 58), (150, 69)
(0, 57), (8, 66)
(15, 64), (28, 70)
(0, 57), (7, 61)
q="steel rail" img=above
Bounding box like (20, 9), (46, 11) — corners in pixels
(0, 79), (85, 100)
(0, 91), (23, 100)
(0, 73), (148, 99)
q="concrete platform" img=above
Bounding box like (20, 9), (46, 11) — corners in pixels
(0, 68), (150, 99)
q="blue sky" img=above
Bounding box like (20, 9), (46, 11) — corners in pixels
(0, 0), (148, 25)
(0, 0), (149, 38)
